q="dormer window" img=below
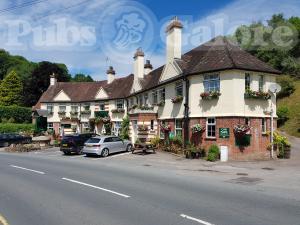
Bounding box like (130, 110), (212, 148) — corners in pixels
(204, 74), (220, 92)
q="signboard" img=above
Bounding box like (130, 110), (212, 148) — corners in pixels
(219, 128), (230, 138)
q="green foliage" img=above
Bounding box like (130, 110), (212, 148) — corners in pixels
(150, 136), (161, 147)
(72, 74), (94, 82)
(120, 115), (130, 140)
(0, 70), (23, 106)
(23, 61), (71, 106)
(276, 76), (296, 98)
(0, 106), (32, 123)
(233, 14), (300, 77)
(170, 135), (183, 147)
(0, 123), (34, 134)
(207, 144), (220, 162)
(277, 106), (289, 127)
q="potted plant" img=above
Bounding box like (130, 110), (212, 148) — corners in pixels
(171, 96), (183, 103)
(200, 91), (221, 100)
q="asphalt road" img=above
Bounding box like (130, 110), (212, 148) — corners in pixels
(0, 150), (299, 225)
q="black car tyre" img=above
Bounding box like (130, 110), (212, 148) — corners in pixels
(63, 151), (70, 155)
(101, 148), (109, 157)
(126, 144), (133, 152)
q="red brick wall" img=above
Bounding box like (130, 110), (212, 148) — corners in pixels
(189, 117), (275, 160)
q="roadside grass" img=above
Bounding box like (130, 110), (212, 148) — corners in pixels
(278, 79), (300, 138)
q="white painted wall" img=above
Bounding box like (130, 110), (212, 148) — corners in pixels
(166, 27), (182, 63)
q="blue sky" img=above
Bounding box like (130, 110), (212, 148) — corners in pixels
(0, 0), (299, 80)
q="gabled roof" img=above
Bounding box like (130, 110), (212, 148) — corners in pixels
(36, 36), (280, 106)
(136, 36), (280, 93)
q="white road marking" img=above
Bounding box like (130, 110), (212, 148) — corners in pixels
(61, 177), (131, 198)
(180, 214), (215, 225)
(10, 165), (45, 175)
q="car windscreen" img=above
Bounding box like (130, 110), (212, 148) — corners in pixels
(85, 138), (101, 144)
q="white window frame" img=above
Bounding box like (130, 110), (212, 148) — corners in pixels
(116, 99), (124, 109)
(175, 82), (183, 96)
(47, 104), (53, 113)
(144, 93), (149, 106)
(152, 90), (158, 104)
(175, 119), (182, 137)
(159, 88), (165, 102)
(47, 122), (54, 131)
(99, 102), (105, 111)
(259, 75), (264, 92)
(59, 105), (66, 112)
(245, 73), (251, 90)
(71, 105), (78, 112)
(206, 117), (216, 138)
(204, 74), (220, 92)
(261, 118), (267, 134)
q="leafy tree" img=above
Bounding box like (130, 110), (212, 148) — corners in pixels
(23, 61), (71, 106)
(276, 76), (296, 99)
(0, 70), (23, 106)
(72, 73), (94, 82)
(120, 115), (130, 140)
(277, 106), (289, 127)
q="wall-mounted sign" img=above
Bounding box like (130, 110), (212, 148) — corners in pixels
(219, 128), (230, 138)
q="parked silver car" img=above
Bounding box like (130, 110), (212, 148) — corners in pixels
(82, 136), (132, 157)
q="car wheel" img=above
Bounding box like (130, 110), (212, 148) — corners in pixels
(63, 151), (70, 155)
(126, 144), (133, 152)
(101, 148), (109, 157)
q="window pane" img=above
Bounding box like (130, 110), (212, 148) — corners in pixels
(245, 73), (251, 90)
(175, 82), (183, 96)
(204, 74), (220, 92)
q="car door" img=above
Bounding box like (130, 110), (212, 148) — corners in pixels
(112, 137), (125, 152)
(103, 137), (115, 153)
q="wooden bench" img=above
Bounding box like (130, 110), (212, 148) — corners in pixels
(132, 142), (157, 155)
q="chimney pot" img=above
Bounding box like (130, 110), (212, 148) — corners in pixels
(107, 66), (116, 84)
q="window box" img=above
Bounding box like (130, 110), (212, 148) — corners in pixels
(129, 104), (138, 111)
(200, 91), (221, 100)
(70, 111), (78, 116)
(81, 110), (91, 115)
(111, 108), (125, 113)
(58, 111), (66, 116)
(139, 105), (154, 110)
(171, 96), (183, 103)
(244, 89), (271, 100)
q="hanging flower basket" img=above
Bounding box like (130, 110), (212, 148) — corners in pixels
(200, 91), (221, 100)
(233, 124), (251, 137)
(244, 89), (271, 100)
(191, 124), (205, 134)
(171, 96), (183, 103)
(160, 124), (171, 133)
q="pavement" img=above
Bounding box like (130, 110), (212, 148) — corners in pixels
(0, 140), (300, 225)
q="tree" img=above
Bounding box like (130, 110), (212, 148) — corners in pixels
(0, 70), (23, 106)
(72, 74), (94, 82)
(23, 61), (71, 106)
(120, 115), (130, 140)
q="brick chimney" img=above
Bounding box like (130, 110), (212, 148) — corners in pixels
(107, 66), (115, 84)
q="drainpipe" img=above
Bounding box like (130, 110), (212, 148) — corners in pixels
(79, 103), (82, 133)
(183, 73), (190, 148)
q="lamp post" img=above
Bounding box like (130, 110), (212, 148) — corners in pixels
(268, 84), (281, 159)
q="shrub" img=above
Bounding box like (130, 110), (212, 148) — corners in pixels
(0, 106), (32, 123)
(0, 123), (34, 133)
(207, 144), (220, 162)
(5, 144), (41, 153)
(170, 135), (183, 147)
(276, 76), (296, 99)
(120, 116), (130, 140)
(150, 136), (160, 147)
(277, 106), (289, 127)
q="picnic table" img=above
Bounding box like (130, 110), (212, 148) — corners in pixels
(132, 142), (157, 155)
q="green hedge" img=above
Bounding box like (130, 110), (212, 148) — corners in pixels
(0, 106), (32, 123)
(0, 123), (34, 133)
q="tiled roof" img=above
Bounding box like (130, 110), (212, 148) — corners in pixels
(36, 36), (280, 106)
